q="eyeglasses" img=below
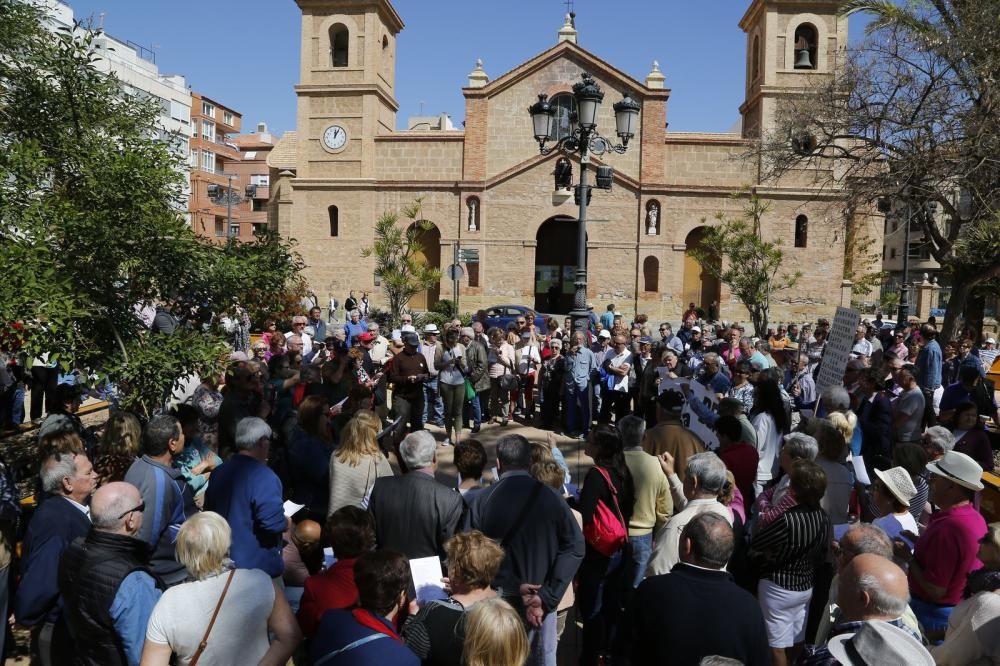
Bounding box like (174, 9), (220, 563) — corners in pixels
(117, 501), (145, 520)
(293, 322), (306, 327)
(517, 320), (526, 325)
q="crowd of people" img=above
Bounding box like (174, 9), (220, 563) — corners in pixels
(1, 297), (999, 666)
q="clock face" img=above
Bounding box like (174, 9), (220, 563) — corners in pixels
(322, 125), (348, 151)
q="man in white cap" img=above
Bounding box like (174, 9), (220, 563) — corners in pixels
(420, 324), (445, 427)
(980, 337), (998, 372)
(897, 450), (987, 641)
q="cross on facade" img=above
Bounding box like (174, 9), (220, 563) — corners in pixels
(563, 0), (574, 16)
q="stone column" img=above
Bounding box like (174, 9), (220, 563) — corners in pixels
(915, 274), (933, 321)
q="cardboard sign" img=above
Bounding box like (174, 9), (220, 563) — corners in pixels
(816, 306), (861, 391)
(658, 375), (720, 451)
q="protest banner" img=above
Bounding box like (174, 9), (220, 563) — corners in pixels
(816, 306), (861, 391)
(658, 374), (720, 451)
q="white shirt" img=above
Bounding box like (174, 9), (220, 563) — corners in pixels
(516, 345), (541, 375)
(63, 496), (91, 518)
(285, 330), (313, 356)
(607, 350), (632, 392)
(752, 412), (782, 483)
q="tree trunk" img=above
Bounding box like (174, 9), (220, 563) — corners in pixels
(941, 278), (973, 341)
(965, 288), (986, 340)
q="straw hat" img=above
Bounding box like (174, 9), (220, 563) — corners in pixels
(873, 467), (918, 506)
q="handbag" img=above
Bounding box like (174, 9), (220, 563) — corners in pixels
(188, 569), (236, 666)
(582, 466), (628, 557)
(464, 377), (476, 401)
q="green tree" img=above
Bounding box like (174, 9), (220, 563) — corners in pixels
(0, 2), (305, 415)
(759, 0), (1000, 339)
(361, 200), (442, 326)
(690, 193), (802, 336)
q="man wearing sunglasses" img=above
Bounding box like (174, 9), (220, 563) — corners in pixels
(59, 482), (163, 666)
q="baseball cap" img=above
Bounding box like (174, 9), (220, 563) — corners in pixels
(691, 326), (701, 333)
(401, 331), (420, 346)
(598, 330), (611, 339)
(357, 332), (376, 343)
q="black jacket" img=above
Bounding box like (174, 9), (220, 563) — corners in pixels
(368, 471), (465, 560)
(58, 530), (162, 666)
(618, 563), (770, 666)
(469, 471), (584, 611)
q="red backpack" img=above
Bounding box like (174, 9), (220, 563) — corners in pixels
(583, 466), (628, 557)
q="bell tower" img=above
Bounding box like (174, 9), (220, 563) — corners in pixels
(294, 0), (404, 179)
(738, 0), (847, 139)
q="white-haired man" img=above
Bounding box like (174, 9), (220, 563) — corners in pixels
(285, 315), (313, 356)
(59, 481), (162, 666)
(367, 430), (464, 560)
(205, 417), (287, 578)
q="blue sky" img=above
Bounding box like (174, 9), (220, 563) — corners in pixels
(64, 0), (869, 137)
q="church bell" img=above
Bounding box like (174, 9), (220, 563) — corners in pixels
(794, 48), (813, 69)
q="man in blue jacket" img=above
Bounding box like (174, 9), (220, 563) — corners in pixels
(15, 451), (95, 665)
(205, 417), (287, 578)
(124, 414), (195, 586)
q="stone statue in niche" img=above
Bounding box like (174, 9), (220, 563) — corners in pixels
(468, 198), (478, 231)
(647, 202), (658, 235)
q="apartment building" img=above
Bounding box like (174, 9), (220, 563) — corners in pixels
(189, 93), (243, 240)
(231, 123), (276, 240)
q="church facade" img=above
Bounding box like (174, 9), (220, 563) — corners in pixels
(269, 0), (867, 323)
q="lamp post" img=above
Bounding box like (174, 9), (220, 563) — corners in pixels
(528, 73), (640, 336)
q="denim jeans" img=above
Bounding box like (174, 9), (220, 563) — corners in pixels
(566, 383), (591, 435)
(626, 533), (653, 588)
(422, 377), (444, 425)
(526, 608), (558, 666)
(463, 390), (483, 427)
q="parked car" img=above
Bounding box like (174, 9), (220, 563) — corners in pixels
(481, 305), (549, 333)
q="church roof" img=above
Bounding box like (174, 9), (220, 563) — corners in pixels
(464, 39), (669, 99)
(266, 131), (298, 170)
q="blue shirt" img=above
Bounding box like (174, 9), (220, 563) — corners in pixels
(700, 370), (731, 395)
(343, 320), (369, 347)
(564, 347), (597, 388)
(109, 571), (161, 666)
(916, 339), (942, 390)
(205, 454), (286, 577)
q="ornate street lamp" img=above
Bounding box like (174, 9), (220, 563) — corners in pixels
(528, 72), (639, 336)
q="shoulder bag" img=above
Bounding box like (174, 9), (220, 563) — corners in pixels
(188, 569), (236, 666)
(582, 466), (627, 557)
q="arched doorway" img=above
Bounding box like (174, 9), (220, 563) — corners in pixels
(409, 222), (441, 311)
(682, 227), (721, 314)
(534, 216), (585, 314)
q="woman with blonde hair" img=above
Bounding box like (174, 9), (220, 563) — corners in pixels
(93, 412), (141, 485)
(462, 597), (529, 666)
(328, 409), (393, 513)
(140, 512), (300, 665)
(402, 531), (505, 665)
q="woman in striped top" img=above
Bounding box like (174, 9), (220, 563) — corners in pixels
(749, 460), (831, 666)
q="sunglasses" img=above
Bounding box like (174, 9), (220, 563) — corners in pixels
(117, 501), (145, 520)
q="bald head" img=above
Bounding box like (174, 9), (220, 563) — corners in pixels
(293, 519), (322, 553)
(838, 524), (892, 568)
(838, 553), (909, 622)
(91, 482), (143, 535)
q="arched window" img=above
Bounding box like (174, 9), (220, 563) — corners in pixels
(751, 35), (761, 81)
(793, 24), (818, 70)
(329, 206), (339, 236)
(643, 256), (659, 292)
(548, 93), (577, 143)
(794, 214), (808, 247)
(330, 24), (349, 67)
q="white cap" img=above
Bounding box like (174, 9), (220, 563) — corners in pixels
(598, 329), (612, 339)
(988, 338), (996, 345)
(691, 326), (701, 333)
(401, 324), (416, 333)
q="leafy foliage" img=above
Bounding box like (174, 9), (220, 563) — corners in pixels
(361, 200), (443, 328)
(0, 3), (306, 415)
(759, 0), (1000, 338)
(690, 194), (802, 336)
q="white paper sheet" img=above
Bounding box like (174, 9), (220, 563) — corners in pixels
(283, 500), (305, 518)
(410, 556), (448, 604)
(851, 455), (871, 486)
